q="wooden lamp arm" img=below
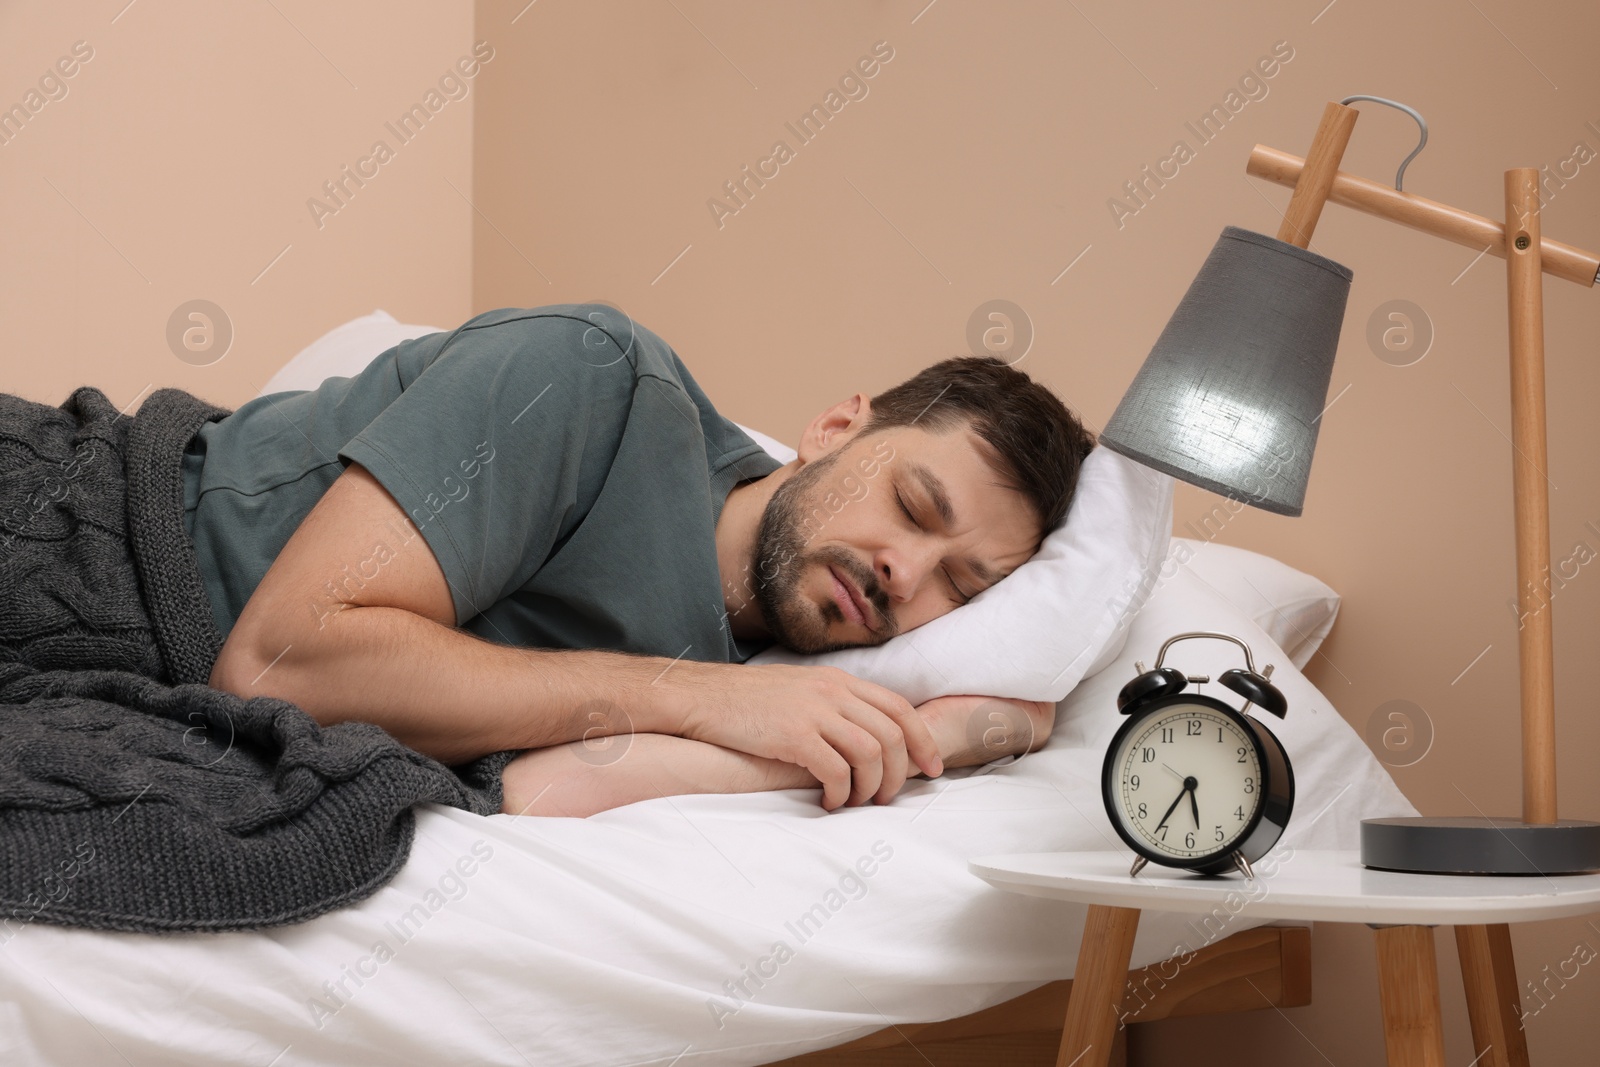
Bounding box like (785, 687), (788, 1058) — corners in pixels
(1248, 143), (1600, 287)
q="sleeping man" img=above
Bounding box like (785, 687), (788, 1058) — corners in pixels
(194, 304), (1096, 818)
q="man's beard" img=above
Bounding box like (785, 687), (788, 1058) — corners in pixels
(748, 449), (896, 654)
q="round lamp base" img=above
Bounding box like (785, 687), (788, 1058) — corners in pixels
(1361, 816), (1600, 875)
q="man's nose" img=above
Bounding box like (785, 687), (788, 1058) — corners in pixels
(876, 540), (942, 601)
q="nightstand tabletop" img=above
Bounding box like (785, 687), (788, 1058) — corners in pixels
(969, 849), (1600, 925)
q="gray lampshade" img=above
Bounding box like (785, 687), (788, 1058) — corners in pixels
(1099, 226), (1354, 517)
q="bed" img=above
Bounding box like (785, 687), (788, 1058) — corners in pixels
(0, 313), (1417, 1066)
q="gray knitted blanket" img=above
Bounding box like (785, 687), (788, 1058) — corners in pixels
(0, 386), (513, 934)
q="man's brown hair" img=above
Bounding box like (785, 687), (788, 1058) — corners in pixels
(859, 355), (1096, 540)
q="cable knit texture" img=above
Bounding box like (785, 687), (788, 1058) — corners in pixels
(0, 387), (513, 934)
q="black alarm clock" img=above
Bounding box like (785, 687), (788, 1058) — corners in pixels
(1101, 631), (1295, 879)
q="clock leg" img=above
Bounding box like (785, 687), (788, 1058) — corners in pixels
(1374, 925), (1448, 1067)
(1455, 924), (1531, 1067)
(1232, 852), (1255, 880)
(1058, 904), (1141, 1067)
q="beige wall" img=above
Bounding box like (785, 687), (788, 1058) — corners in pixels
(472, 0), (1600, 1063)
(1, 0), (479, 410)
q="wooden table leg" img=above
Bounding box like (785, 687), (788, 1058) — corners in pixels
(1374, 925), (1448, 1067)
(1456, 924), (1531, 1067)
(1058, 904), (1140, 1067)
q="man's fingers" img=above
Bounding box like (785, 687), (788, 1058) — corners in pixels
(802, 741), (853, 811)
(676, 663), (945, 811)
(836, 700), (909, 806)
(819, 715), (884, 809)
(843, 677), (943, 779)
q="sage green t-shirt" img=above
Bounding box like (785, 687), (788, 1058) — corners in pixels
(180, 304), (782, 664)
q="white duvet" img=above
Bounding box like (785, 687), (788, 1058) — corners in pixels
(0, 563), (1416, 1067)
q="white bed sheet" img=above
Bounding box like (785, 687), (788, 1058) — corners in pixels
(0, 563), (1416, 1067)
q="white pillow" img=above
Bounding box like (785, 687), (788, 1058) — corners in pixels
(261, 309), (445, 394)
(1168, 537), (1340, 669)
(269, 312), (1177, 707)
(748, 446), (1175, 706)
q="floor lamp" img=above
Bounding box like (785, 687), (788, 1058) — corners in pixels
(1099, 96), (1600, 874)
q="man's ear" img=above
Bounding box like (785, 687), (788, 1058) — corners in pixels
(795, 393), (873, 464)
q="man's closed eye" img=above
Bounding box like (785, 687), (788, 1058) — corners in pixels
(895, 489), (973, 606)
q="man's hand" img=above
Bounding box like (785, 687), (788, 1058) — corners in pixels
(643, 660), (945, 812)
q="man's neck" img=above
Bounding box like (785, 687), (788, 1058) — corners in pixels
(714, 464), (795, 641)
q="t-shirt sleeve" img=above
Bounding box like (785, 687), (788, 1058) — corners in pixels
(336, 309), (637, 628)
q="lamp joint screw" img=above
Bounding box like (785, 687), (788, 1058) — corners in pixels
(1515, 234), (1530, 250)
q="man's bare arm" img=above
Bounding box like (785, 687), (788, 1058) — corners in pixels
(209, 461), (943, 808)
(502, 695), (1055, 818)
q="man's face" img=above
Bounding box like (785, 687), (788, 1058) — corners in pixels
(749, 423), (1041, 654)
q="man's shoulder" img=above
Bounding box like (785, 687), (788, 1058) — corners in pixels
(451, 304), (682, 386)
(456, 304), (761, 449)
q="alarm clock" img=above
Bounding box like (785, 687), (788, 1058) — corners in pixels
(1101, 631), (1295, 880)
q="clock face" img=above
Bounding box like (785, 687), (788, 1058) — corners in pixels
(1110, 702), (1264, 861)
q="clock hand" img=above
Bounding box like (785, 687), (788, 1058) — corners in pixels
(1154, 786), (1188, 833)
(1162, 763), (1186, 782)
(1189, 783), (1201, 828)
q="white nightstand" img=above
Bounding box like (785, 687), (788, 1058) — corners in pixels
(969, 849), (1600, 1067)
